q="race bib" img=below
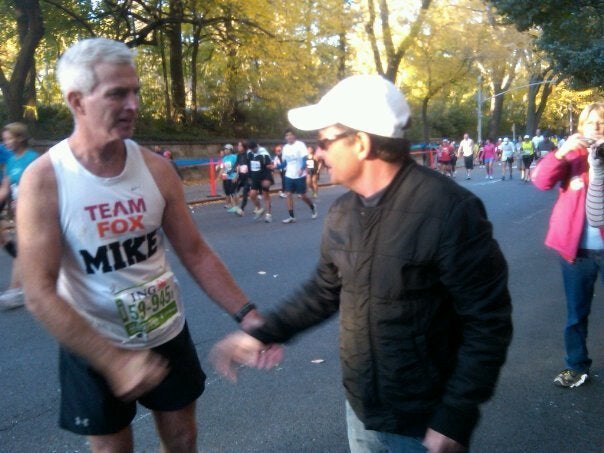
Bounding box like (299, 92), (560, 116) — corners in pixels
(239, 164), (248, 174)
(307, 160), (315, 169)
(250, 160), (261, 172)
(114, 271), (181, 339)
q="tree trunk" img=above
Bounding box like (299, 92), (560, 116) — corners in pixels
(0, 0), (44, 122)
(167, 0), (186, 124)
(525, 76), (538, 135)
(487, 92), (505, 140)
(366, 0), (432, 84)
(158, 29), (172, 124)
(534, 83), (553, 132)
(525, 71), (555, 135)
(337, 31), (347, 80)
(189, 25), (202, 123)
(421, 96), (430, 143)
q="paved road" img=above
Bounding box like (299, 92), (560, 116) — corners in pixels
(1, 163), (603, 452)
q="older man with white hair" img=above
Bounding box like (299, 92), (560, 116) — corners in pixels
(17, 37), (265, 452)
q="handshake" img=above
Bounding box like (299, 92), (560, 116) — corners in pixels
(209, 331), (283, 382)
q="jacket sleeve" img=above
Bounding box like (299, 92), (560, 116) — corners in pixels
(586, 151), (604, 227)
(429, 195), (513, 446)
(532, 151), (568, 190)
(247, 233), (342, 344)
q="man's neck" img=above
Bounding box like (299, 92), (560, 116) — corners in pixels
(67, 131), (127, 178)
(353, 160), (404, 198)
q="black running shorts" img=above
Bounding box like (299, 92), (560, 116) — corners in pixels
(59, 323), (205, 435)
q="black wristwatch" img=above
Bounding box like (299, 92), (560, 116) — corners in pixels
(233, 302), (257, 323)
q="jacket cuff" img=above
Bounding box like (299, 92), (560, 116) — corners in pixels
(429, 404), (480, 447)
(245, 326), (277, 344)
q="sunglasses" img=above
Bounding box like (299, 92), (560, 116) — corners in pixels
(316, 131), (356, 150)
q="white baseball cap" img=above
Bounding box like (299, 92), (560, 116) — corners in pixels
(287, 75), (411, 138)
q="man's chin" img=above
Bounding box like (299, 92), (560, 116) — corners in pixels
(116, 127), (135, 140)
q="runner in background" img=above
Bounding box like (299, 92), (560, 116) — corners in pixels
(304, 144), (321, 198)
(280, 129), (317, 224)
(0, 122), (39, 309)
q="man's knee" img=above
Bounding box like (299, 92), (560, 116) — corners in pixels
(154, 404), (198, 453)
(88, 426), (133, 453)
(159, 421), (197, 452)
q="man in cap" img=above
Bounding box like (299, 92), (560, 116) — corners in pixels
(220, 144), (238, 209)
(246, 141), (274, 223)
(211, 74), (512, 452)
(500, 137), (515, 180)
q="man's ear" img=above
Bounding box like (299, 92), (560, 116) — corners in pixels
(66, 91), (84, 115)
(356, 132), (373, 161)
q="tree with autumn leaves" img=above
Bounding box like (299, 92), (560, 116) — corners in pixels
(0, 0), (602, 142)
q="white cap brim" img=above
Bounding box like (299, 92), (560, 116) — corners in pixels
(288, 105), (338, 132)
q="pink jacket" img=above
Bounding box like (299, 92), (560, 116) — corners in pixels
(532, 148), (590, 262)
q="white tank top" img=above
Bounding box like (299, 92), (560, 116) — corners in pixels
(49, 139), (184, 349)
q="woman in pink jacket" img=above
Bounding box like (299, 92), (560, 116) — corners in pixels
(532, 102), (604, 389)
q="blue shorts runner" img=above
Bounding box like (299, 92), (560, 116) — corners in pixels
(59, 322), (205, 435)
(284, 176), (307, 194)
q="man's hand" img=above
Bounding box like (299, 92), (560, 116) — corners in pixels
(209, 331), (283, 382)
(99, 348), (169, 401)
(423, 428), (465, 453)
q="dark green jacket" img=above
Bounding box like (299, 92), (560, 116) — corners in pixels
(250, 161), (512, 446)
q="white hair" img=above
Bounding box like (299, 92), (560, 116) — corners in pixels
(56, 38), (135, 99)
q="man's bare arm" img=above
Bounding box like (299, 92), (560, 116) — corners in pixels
(144, 150), (263, 329)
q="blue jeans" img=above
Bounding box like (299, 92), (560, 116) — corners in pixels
(346, 401), (426, 453)
(560, 251), (603, 373)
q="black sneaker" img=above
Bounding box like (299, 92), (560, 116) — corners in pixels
(553, 369), (589, 388)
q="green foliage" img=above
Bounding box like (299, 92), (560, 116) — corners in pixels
(30, 104), (73, 139)
(487, 0), (604, 88)
(0, 0), (601, 144)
